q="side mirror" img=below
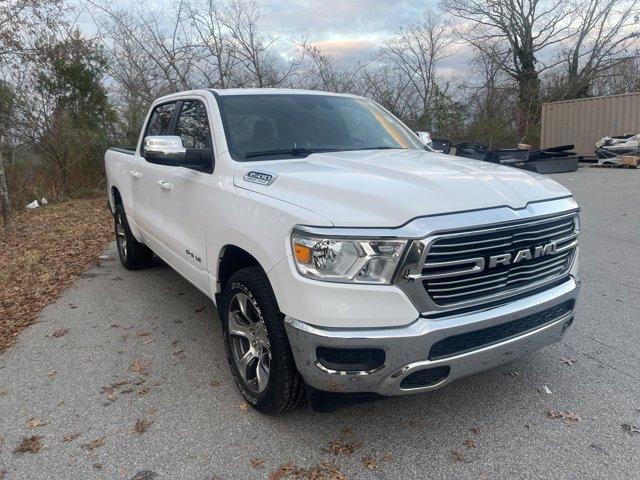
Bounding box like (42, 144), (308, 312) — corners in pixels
(415, 131), (433, 148)
(142, 135), (212, 169)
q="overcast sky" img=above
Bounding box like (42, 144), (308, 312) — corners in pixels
(256, 0), (439, 63)
(78, 0), (442, 64)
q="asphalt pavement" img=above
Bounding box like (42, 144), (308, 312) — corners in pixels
(1, 167), (639, 479)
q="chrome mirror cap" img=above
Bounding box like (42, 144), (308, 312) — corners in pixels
(143, 135), (186, 159)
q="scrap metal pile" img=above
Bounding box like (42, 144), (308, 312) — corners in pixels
(595, 134), (640, 166)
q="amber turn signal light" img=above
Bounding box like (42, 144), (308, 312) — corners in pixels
(294, 243), (312, 263)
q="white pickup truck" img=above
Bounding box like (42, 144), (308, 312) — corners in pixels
(105, 88), (580, 413)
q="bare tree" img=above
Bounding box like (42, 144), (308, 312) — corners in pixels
(554, 0), (640, 99)
(221, 0), (304, 87)
(442, 0), (572, 142)
(299, 43), (366, 93)
(592, 55), (640, 94)
(185, 0), (240, 88)
(378, 11), (455, 129)
(361, 66), (418, 125)
(464, 49), (518, 147)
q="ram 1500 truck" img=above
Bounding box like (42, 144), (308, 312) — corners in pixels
(105, 89), (580, 414)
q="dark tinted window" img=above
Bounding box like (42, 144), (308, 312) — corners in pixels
(176, 101), (212, 149)
(217, 94), (425, 161)
(146, 102), (176, 136)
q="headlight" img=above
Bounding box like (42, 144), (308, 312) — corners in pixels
(291, 230), (407, 284)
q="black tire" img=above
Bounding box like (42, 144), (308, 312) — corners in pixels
(221, 267), (305, 414)
(114, 203), (154, 270)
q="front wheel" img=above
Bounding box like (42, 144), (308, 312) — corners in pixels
(221, 267), (304, 414)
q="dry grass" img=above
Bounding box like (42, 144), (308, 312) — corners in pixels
(0, 197), (113, 351)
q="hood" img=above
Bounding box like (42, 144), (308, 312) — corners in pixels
(233, 149), (572, 227)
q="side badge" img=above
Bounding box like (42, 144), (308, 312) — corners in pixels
(244, 170), (277, 186)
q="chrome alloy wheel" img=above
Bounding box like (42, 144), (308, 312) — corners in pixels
(228, 292), (272, 393)
(115, 212), (127, 259)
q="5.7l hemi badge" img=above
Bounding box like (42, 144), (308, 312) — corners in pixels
(244, 170), (277, 186)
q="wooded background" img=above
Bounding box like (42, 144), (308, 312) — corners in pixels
(0, 0), (638, 230)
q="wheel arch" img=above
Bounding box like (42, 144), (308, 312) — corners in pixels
(111, 186), (123, 209)
(216, 245), (267, 301)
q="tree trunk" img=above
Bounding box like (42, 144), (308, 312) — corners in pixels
(0, 148), (14, 232)
(516, 67), (541, 144)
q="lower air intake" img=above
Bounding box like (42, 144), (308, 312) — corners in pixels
(428, 301), (574, 360)
(400, 366), (450, 389)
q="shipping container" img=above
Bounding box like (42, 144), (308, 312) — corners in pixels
(541, 92), (640, 158)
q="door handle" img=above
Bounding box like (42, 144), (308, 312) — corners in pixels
(130, 170), (142, 179)
(157, 180), (172, 190)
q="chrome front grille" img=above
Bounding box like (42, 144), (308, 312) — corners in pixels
(419, 213), (578, 308)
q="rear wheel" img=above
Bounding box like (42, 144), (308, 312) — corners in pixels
(114, 203), (154, 270)
(221, 267), (304, 414)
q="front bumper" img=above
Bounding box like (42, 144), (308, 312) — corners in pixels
(285, 276), (579, 396)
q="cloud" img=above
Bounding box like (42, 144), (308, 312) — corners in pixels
(258, 0), (438, 42)
(310, 38), (379, 63)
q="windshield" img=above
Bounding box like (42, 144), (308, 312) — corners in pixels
(216, 94), (425, 161)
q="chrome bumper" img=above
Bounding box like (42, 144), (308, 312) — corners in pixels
(285, 276), (579, 396)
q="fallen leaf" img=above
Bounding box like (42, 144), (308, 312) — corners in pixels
(341, 427), (353, 437)
(546, 408), (582, 425)
(61, 432), (81, 443)
(136, 331), (150, 337)
(470, 427), (481, 435)
(211, 379), (221, 387)
(133, 419), (152, 434)
(451, 450), (465, 462)
(268, 461), (346, 480)
(137, 387), (150, 396)
(51, 328), (69, 338)
(362, 455), (378, 470)
(26, 418), (46, 429)
(464, 439), (476, 449)
(14, 435), (43, 453)
(0, 198), (113, 352)
(238, 402), (250, 412)
(47, 370), (57, 379)
(130, 359), (150, 375)
(195, 306), (205, 313)
(250, 458), (266, 469)
(621, 423), (640, 435)
(408, 420), (424, 429)
(82, 436), (105, 451)
(326, 438), (360, 455)
(560, 357), (576, 366)
(0, 389), (7, 396)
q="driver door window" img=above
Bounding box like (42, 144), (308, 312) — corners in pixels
(176, 100), (212, 149)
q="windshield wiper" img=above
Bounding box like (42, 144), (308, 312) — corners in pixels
(244, 148), (338, 159)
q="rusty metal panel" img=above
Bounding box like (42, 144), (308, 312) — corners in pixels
(541, 92), (640, 157)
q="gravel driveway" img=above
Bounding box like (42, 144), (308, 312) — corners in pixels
(1, 168), (639, 479)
